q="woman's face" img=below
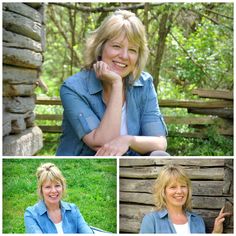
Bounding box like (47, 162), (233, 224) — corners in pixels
(101, 33), (139, 78)
(42, 180), (63, 206)
(165, 179), (188, 209)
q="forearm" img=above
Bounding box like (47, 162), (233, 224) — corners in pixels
(127, 135), (167, 155)
(83, 82), (123, 149)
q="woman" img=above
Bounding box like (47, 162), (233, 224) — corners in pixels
(140, 165), (231, 234)
(24, 163), (93, 233)
(56, 10), (168, 156)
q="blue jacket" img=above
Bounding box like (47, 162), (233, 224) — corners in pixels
(56, 70), (167, 156)
(140, 209), (206, 234)
(24, 200), (93, 234)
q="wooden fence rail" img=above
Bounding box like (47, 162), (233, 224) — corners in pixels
(35, 89), (233, 138)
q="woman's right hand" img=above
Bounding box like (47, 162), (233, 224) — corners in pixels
(93, 61), (122, 85)
(212, 207), (231, 234)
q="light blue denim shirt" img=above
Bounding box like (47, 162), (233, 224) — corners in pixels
(140, 209), (206, 234)
(56, 70), (167, 156)
(24, 200), (93, 234)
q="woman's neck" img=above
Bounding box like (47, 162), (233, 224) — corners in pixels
(166, 206), (188, 224)
(44, 201), (60, 212)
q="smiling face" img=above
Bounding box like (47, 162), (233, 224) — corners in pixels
(101, 33), (139, 78)
(165, 179), (188, 209)
(42, 180), (63, 206)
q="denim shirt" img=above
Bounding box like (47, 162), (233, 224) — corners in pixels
(24, 200), (93, 234)
(56, 70), (167, 156)
(140, 209), (206, 234)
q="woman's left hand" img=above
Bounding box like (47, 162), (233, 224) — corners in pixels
(95, 135), (131, 156)
(212, 207), (231, 234)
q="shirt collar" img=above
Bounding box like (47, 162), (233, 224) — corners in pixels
(37, 200), (71, 215)
(87, 70), (144, 95)
(87, 70), (103, 95)
(158, 208), (195, 218)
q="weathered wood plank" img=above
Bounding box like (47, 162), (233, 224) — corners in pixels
(38, 125), (61, 133)
(120, 179), (225, 196)
(36, 114), (62, 121)
(120, 192), (227, 209)
(192, 89), (233, 100)
(119, 158), (225, 167)
(36, 97), (233, 108)
(120, 166), (224, 180)
(159, 99), (233, 108)
(188, 108), (233, 119)
(36, 98), (62, 105)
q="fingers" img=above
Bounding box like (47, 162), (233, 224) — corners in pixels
(93, 61), (109, 78)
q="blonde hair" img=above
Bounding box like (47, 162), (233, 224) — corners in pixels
(83, 10), (149, 81)
(153, 165), (192, 211)
(36, 163), (66, 199)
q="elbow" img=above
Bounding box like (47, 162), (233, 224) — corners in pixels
(157, 136), (167, 151)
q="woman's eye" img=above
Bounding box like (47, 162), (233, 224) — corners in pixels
(129, 48), (137, 53)
(113, 44), (120, 48)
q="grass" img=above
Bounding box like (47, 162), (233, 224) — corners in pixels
(3, 159), (117, 233)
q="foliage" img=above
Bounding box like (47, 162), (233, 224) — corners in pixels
(35, 2), (233, 156)
(39, 2), (233, 98)
(3, 159), (117, 233)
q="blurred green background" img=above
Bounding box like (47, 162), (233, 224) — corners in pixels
(3, 158), (117, 233)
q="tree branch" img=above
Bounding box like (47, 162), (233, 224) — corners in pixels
(49, 2), (164, 12)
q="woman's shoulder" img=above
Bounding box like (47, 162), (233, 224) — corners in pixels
(60, 201), (79, 210)
(143, 210), (165, 221)
(63, 69), (92, 85)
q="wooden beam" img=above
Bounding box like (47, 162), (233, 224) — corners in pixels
(119, 166), (224, 180)
(192, 89), (233, 100)
(119, 158), (226, 167)
(159, 99), (233, 108)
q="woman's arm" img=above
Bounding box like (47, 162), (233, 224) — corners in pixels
(24, 210), (43, 233)
(95, 135), (167, 156)
(212, 207), (231, 234)
(75, 206), (93, 234)
(83, 61), (124, 150)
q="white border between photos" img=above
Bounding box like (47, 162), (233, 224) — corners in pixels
(1, 0), (235, 235)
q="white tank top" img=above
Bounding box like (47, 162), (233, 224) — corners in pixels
(54, 221), (63, 234)
(173, 222), (190, 234)
(120, 102), (128, 135)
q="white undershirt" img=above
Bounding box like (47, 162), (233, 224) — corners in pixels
(173, 222), (190, 234)
(54, 221), (64, 234)
(120, 102), (128, 135)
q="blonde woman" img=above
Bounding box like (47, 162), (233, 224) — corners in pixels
(56, 10), (168, 156)
(24, 163), (93, 234)
(140, 165), (231, 234)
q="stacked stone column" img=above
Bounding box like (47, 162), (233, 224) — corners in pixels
(3, 3), (45, 155)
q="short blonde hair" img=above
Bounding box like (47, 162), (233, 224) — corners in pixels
(83, 10), (149, 81)
(36, 163), (66, 199)
(153, 165), (192, 211)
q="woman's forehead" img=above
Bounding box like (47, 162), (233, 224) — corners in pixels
(167, 176), (187, 185)
(42, 178), (60, 186)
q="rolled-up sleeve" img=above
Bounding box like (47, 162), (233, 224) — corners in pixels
(141, 80), (168, 136)
(60, 83), (100, 140)
(24, 209), (43, 233)
(75, 206), (93, 233)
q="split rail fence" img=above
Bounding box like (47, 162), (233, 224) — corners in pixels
(35, 89), (233, 138)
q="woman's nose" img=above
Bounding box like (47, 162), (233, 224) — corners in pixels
(119, 48), (129, 59)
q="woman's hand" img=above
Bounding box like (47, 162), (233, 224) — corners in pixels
(212, 207), (231, 234)
(95, 135), (131, 156)
(93, 61), (122, 85)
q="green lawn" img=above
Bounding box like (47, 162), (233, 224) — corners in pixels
(3, 158), (117, 233)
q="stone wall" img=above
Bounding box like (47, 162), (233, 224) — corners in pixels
(3, 3), (45, 155)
